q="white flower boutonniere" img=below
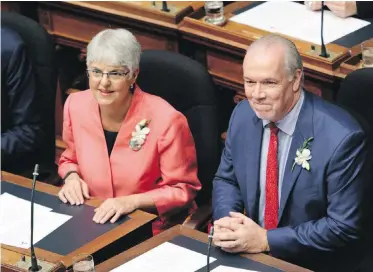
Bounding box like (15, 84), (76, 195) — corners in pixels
(292, 137), (313, 172)
(129, 119), (151, 151)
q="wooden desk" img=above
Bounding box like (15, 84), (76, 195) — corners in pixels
(96, 225), (311, 272)
(1, 172), (156, 270)
(338, 43), (367, 77)
(179, 1), (368, 101)
(37, 1), (203, 53)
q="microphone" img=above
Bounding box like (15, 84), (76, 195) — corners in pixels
(30, 164), (41, 271)
(319, 1), (329, 58)
(206, 226), (214, 272)
(162, 1), (170, 12)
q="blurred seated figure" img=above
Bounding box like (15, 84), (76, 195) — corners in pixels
(57, 29), (201, 235)
(1, 26), (44, 174)
(305, 1), (373, 18)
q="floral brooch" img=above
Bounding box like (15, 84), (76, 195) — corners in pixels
(129, 119), (151, 151)
(292, 137), (313, 172)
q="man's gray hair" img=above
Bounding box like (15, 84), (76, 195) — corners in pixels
(86, 28), (141, 76)
(248, 34), (303, 80)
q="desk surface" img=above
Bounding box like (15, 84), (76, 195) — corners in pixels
(63, 1), (204, 27)
(0, 171), (156, 269)
(179, 1), (369, 87)
(96, 225), (311, 272)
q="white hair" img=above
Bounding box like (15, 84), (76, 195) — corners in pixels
(86, 28), (141, 76)
(248, 34), (303, 81)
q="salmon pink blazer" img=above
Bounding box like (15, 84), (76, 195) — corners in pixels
(58, 87), (201, 234)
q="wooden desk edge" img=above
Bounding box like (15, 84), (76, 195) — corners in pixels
(44, 1), (203, 30)
(1, 172), (99, 208)
(1, 245), (64, 268)
(180, 1), (365, 79)
(59, 210), (156, 268)
(1, 172), (157, 268)
(96, 225), (311, 272)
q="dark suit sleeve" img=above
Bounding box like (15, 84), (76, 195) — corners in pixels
(212, 105), (244, 220)
(356, 1), (373, 18)
(267, 131), (368, 261)
(1, 39), (43, 166)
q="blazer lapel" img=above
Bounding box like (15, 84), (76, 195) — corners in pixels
(246, 116), (264, 222)
(110, 88), (144, 157)
(278, 91), (314, 224)
(82, 93), (115, 196)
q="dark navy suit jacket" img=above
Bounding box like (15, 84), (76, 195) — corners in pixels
(1, 26), (43, 173)
(213, 91), (370, 271)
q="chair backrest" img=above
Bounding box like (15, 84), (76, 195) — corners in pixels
(337, 68), (373, 252)
(337, 68), (373, 130)
(1, 11), (57, 168)
(137, 50), (220, 205)
(337, 68), (373, 180)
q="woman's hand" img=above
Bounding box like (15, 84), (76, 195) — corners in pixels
(325, 1), (357, 18)
(305, 1), (357, 18)
(305, 1), (322, 11)
(93, 196), (140, 224)
(58, 173), (90, 205)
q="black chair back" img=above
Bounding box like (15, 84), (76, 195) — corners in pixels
(337, 68), (373, 129)
(137, 50), (220, 205)
(337, 68), (373, 180)
(1, 11), (57, 173)
(337, 68), (373, 272)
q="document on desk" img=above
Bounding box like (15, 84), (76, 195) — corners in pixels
(212, 266), (258, 272)
(111, 241), (217, 272)
(0, 193), (52, 233)
(230, 1), (370, 45)
(0, 193), (72, 248)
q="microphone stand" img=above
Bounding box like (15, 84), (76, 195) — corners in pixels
(30, 164), (41, 272)
(206, 226), (214, 272)
(319, 1), (329, 58)
(162, 1), (170, 12)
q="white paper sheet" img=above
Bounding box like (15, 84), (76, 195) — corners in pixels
(230, 1), (370, 45)
(0, 193), (52, 234)
(0, 193), (72, 248)
(1, 211), (72, 248)
(0, 192), (52, 217)
(111, 241), (217, 272)
(212, 265), (259, 272)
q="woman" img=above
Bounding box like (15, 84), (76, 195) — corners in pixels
(58, 29), (201, 235)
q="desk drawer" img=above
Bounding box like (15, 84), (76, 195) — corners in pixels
(206, 50), (244, 91)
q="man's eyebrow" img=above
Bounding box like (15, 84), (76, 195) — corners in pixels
(262, 78), (279, 82)
(243, 77), (279, 81)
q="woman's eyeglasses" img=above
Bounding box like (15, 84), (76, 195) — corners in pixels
(86, 69), (130, 81)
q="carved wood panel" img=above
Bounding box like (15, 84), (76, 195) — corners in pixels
(38, 6), (178, 52)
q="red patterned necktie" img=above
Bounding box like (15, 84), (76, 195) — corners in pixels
(264, 123), (279, 230)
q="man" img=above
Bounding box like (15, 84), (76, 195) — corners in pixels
(1, 26), (44, 174)
(212, 34), (370, 271)
(305, 1), (373, 18)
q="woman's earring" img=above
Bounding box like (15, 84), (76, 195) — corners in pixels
(130, 83), (136, 93)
